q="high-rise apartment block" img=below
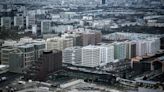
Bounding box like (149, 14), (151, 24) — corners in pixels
(8, 50), (24, 73)
(79, 31), (102, 46)
(62, 37), (161, 67)
(1, 17), (11, 28)
(99, 45), (114, 64)
(82, 32), (96, 46)
(125, 41), (137, 59)
(134, 38), (160, 57)
(95, 31), (102, 44)
(82, 46), (100, 67)
(41, 20), (51, 34)
(63, 46), (82, 65)
(14, 16), (24, 28)
(81, 45), (114, 67)
(26, 15), (36, 28)
(113, 42), (127, 60)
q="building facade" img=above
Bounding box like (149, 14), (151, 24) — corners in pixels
(26, 15), (36, 28)
(82, 46), (100, 67)
(1, 47), (18, 65)
(1, 17), (11, 28)
(41, 20), (51, 34)
(46, 37), (73, 51)
(63, 46), (82, 65)
(14, 16), (24, 28)
(25, 50), (62, 81)
(8, 42), (45, 74)
(81, 45), (114, 67)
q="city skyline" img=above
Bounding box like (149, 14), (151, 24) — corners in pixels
(0, 0), (164, 92)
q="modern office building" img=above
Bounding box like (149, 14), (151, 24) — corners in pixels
(8, 49), (24, 73)
(19, 38), (46, 61)
(63, 46), (82, 65)
(1, 40), (19, 65)
(46, 37), (73, 51)
(33, 42), (46, 61)
(1, 17), (11, 28)
(14, 16), (24, 28)
(1, 38), (46, 67)
(8, 42), (45, 74)
(25, 50), (62, 81)
(41, 20), (51, 34)
(17, 44), (35, 68)
(1, 47), (18, 65)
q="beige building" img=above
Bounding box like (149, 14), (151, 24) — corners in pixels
(46, 37), (73, 51)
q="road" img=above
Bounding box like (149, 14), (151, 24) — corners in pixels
(0, 72), (21, 88)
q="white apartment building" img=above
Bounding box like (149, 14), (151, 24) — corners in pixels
(63, 46), (82, 65)
(135, 40), (147, 57)
(81, 45), (114, 67)
(82, 46), (100, 67)
(100, 45), (114, 64)
(113, 42), (127, 60)
(145, 38), (160, 55)
(134, 38), (160, 57)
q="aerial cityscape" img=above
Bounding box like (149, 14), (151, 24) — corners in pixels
(0, 0), (164, 92)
